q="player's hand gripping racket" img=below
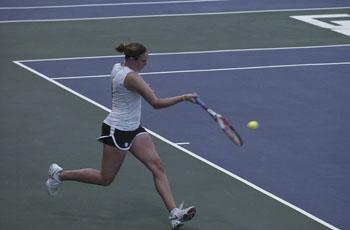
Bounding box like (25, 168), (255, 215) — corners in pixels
(195, 97), (243, 146)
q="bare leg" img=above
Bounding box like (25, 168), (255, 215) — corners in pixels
(130, 133), (177, 212)
(59, 144), (127, 186)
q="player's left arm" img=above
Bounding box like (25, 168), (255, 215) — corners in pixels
(124, 72), (196, 109)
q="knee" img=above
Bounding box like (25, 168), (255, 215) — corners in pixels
(151, 158), (166, 176)
(100, 175), (115, 186)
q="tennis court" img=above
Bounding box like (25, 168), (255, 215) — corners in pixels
(1, 1), (349, 230)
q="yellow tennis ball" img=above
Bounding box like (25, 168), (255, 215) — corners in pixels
(247, 120), (259, 129)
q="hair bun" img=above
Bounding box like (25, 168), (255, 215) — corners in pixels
(114, 42), (147, 59)
(115, 43), (125, 53)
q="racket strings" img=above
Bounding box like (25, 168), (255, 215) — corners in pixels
(218, 117), (243, 146)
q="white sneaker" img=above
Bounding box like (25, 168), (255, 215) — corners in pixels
(46, 163), (63, 196)
(169, 202), (196, 229)
(169, 218), (184, 230)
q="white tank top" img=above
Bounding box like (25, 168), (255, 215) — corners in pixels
(103, 63), (141, 131)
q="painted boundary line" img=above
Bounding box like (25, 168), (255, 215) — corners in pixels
(0, 0), (225, 10)
(13, 58), (342, 230)
(17, 43), (350, 62)
(1, 6), (350, 23)
(50, 61), (350, 80)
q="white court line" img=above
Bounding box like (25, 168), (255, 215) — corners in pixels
(175, 142), (191, 145)
(0, 0), (225, 10)
(51, 61), (350, 80)
(17, 43), (350, 62)
(13, 59), (342, 230)
(1, 6), (350, 23)
(52, 74), (110, 80)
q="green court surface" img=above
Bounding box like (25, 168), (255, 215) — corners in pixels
(1, 8), (349, 230)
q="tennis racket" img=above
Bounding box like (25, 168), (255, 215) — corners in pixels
(195, 97), (243, 147)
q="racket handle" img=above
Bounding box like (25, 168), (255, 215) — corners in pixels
(195, 97), (206, 107)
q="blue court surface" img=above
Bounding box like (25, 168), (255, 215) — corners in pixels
(15, 44), (350, 229)
(4, 0), (350, 229)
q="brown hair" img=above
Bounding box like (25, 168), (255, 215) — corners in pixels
(115, 42), (147, 60)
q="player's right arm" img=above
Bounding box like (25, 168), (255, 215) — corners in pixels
(124, 72), (196, 109)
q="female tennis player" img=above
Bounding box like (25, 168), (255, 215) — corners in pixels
(46, 42), (197, 229)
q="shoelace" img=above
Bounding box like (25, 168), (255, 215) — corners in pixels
(170, 202), (185, 220)
(178, 202), (184, 210)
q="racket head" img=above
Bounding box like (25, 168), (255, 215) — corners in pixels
(195, 97), (243, 147)
(217, 116), (244, 146)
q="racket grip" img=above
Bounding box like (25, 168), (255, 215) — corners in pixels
(195, 97), (206, 107)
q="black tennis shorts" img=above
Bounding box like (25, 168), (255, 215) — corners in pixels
(97, 123), (147, 150)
